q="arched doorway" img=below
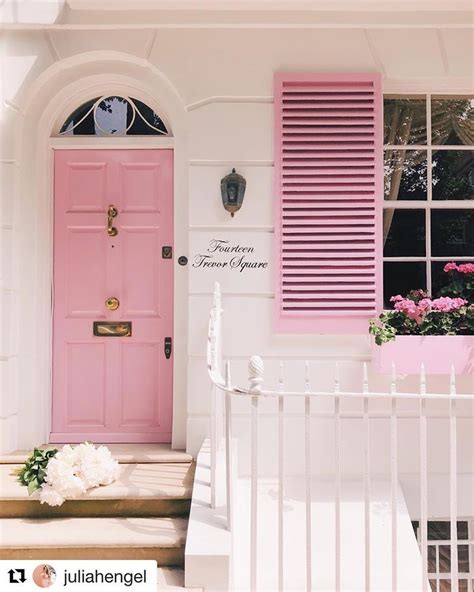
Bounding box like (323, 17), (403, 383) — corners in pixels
(17, 54), (188, 451)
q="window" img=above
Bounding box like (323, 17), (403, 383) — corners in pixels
(412, 520), (474, 592)
(59, 96), (168, 136)
(383, 95), (473, 307)
(274, 73), (383, 333)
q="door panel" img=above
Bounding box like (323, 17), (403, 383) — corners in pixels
(120, 162), (161, 212)
(66, 162), (107, 212)
(52, 149), (173, 443)
(66, 228), (107, 317)
(66, 343), (106, 426)
(119, 342), (160, 427)
(121, 228), (160, 317)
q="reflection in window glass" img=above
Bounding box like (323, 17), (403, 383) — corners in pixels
(431, 96), (473, 146)
(458, 545), (470, 573)
(431, 210), (474, 257)
(430, 261), (474, 297)
(384, 150), (427, 200)
(383, 262), (426, 306)
(60, 96), (168, 136)
(432, 150), (473, 200)
(383, 97), (426, 145)
(383, 209), (426, 257)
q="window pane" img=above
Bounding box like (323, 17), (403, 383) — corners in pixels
(61, 97), (98, 135)
(428, 545), (437, 572)
(60, 96), (168, 136)
(431, 210), (474, 256)
(431, 96), (474, 146)
(384, 150), (427, 201)
(383, 262), (426, 306)
(95, 97), (128, 135)
(432, 150), (474, 200)
(432, 260), (474, 297)
(384, 209), (426, 257)
(427, 521), (468, 540)
(384, 97), (427, 145)
(439, 546), (451, 572)
(458, 545), (469, 573)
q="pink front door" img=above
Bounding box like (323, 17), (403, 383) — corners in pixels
(51, 149), (174, 443)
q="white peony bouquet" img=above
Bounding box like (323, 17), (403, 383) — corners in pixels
(16, 443), (121, 507)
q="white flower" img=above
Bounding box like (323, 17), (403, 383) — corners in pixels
(38, 443), (120, 507)
(39, 485), (64, 507)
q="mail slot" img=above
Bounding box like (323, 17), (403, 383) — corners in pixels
(93, 321), (132, 337)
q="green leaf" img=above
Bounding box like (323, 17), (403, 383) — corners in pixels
(27, 479), (40, 496)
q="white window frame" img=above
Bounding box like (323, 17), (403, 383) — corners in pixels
(414, 519), (474, 592)
(383, 92), (474, 299)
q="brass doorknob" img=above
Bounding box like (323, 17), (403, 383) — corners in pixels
(105, 297), (120, 311)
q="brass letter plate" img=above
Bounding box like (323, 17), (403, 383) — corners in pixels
(93, 321), (132, 337)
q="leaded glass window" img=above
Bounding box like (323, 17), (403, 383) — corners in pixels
(60, 96), (168, 136)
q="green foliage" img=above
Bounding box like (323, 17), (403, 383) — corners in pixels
(439, 272), (474, 301)
(371, 263), (474, 345)
(16, 448), (58, 495)
(370, 304), (474, 346)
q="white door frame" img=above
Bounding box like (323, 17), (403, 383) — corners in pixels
(16, 54), (189, 452)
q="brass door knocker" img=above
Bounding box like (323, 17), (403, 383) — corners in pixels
(107, 205), (118, 236)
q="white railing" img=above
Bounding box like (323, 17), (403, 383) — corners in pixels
(207, 282), (473, 592)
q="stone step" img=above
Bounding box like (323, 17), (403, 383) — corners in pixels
(157, 568), (201, 591)
(0, 516), (187, 565)
(0, 444), (193, 465)
(0, 462), (195, 518)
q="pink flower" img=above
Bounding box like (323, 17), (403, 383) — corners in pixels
(443, 262), (458, 272)
(457, 263), (474, 274)
(418, 298), (432, 312)
(431, 297), (467, 312)
(390, 295), (403, 302)
(393, 297), (430, 325)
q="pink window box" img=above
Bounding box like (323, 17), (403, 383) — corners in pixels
(372, 335), (474, 375)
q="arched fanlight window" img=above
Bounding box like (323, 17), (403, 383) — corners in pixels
(59, 96), (169, 136)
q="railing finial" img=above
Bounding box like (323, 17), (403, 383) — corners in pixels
(334, 362), (340, 394)
(449, 365), (456, 396)
(304, 361), (311, 393)
(248, 355), (264, 394)
(278, 361), (284, 393)
(362, 362), (369, 394)
(213, 281), (222, 311)
(390, 363), (397, 395)
(420, 363), (426, 395)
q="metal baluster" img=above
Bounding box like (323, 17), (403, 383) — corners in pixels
(225, 361), (232, 531)
(304, 361), (312, 592)
(420, 364), (428, 592)
(278, 361), (284, 592)
(390, 363), (398, 592)
(249, 356), (263, 592)
(449, 366), (458, 592)
(334, 363), (341, 592)
(363, 362), (371, 592)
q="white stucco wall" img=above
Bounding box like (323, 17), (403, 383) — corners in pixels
(0, 13), (472, 457)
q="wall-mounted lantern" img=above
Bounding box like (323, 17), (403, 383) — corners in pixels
(220, 168), (246, 217)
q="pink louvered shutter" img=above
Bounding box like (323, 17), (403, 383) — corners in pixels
(274, 73), (383, 333)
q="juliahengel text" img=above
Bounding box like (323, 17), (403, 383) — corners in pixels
(63, 568), (146, 587)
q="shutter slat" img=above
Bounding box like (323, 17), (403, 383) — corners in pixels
(281, 118), (375, 126)
(275, 73), (382, 330)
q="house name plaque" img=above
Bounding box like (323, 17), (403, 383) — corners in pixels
(192, 239), (269, 273)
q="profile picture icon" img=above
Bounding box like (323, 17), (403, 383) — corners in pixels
(32, 564), (57, 588)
